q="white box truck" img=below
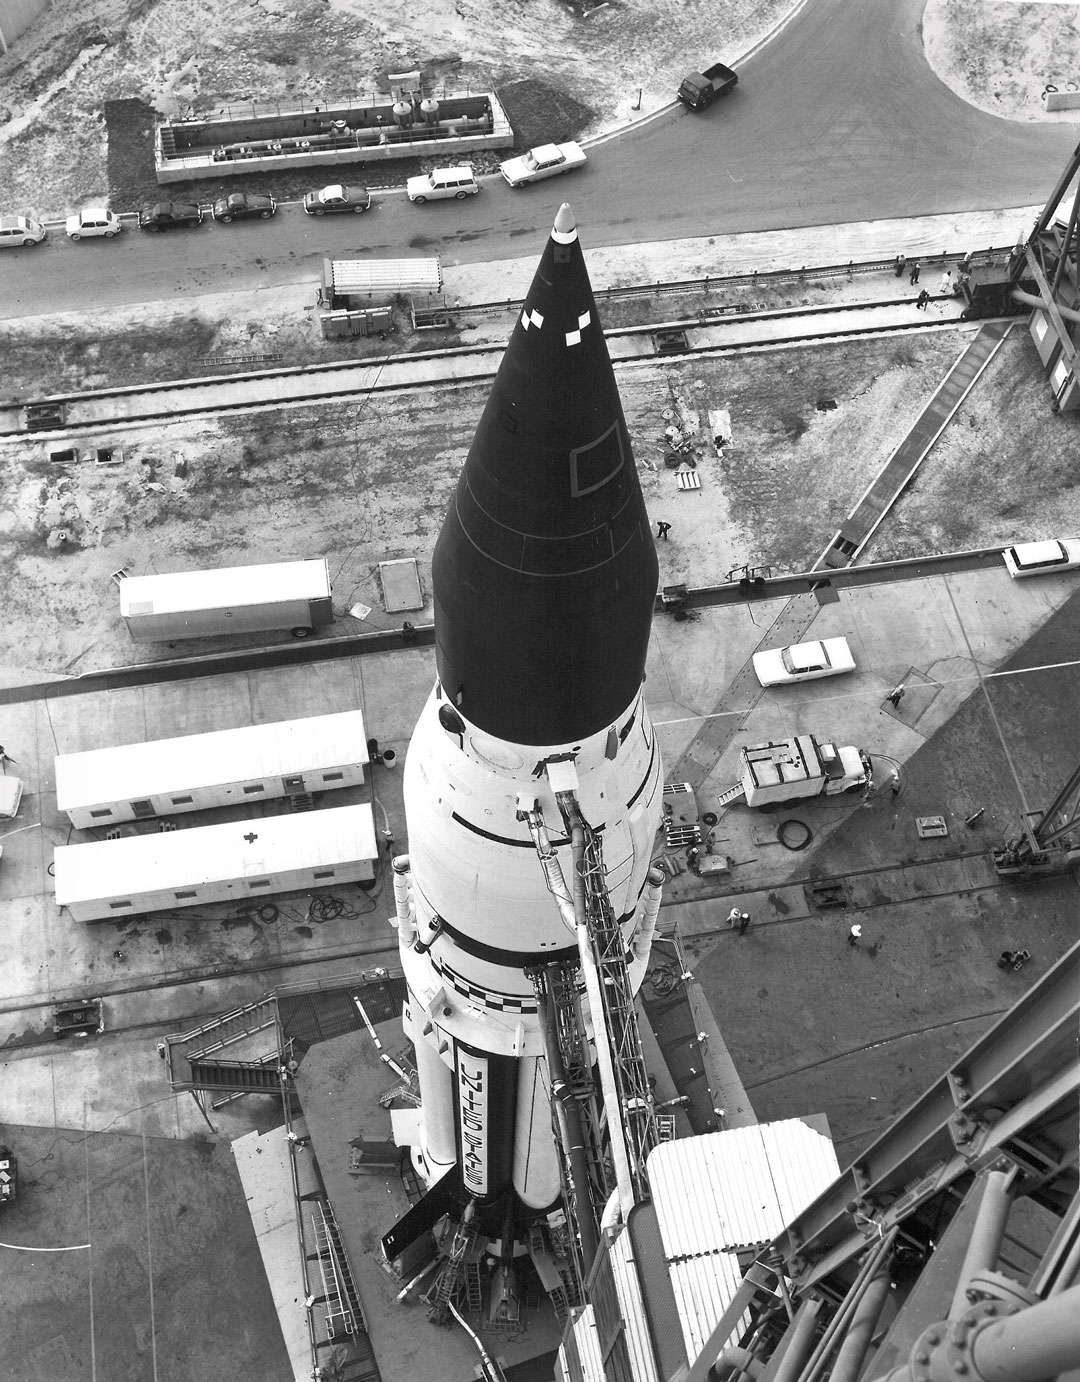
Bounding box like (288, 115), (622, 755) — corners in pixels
(717, 734), (872, 810)
(119, 558), (333, 641)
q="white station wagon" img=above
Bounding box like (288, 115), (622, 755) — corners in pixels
(1002, 539), (1080, 578)
(499, 142), (587, 187)
(407, 166), (479, 202)
(752, 636), (856, 687)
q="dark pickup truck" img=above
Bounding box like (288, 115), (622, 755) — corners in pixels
(677, 61), (739, 111)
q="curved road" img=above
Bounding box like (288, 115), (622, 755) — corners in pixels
(0, 0), (1076, 320)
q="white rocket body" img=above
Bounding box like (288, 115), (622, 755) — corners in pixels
(396, 683), (663, 1218)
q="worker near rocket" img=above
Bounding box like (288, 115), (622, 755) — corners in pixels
(386, 205), (665, 1265)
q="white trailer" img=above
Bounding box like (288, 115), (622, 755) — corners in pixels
(717, 734), (872, 809)
(53, 802), (378, 923)
(55, 709), (369, 829)
(119, 558), (333, 642)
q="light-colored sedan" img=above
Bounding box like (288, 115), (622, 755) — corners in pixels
(499, 141), (587, 187)
(65, 207), (123, 240)
(1002, 538), (1080, 578)
(752, 636), (856, 687)
(0, 214), (46, 247)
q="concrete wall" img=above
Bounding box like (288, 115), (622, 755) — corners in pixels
(0, 0), (50, 55)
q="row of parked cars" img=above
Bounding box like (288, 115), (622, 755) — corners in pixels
(0, 142), (589, 250)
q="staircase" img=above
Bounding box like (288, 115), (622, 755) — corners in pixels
(289, 792), (316, 812)
(426, 1217), (476, 1325)
(164, 997), (284, 1092)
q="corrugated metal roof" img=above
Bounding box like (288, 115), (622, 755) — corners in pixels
(560, 1303), (605, 1382)
(609, 1225), (662, 1382)
(647, 1121), (841, 1359)
(668, 1254), (747, 1360)
(649, 1120), (839, 1259)
(325, 256), (443, 294)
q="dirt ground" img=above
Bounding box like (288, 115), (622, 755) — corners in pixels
(2, 0), (1077, 214)
(2, 316), (1076, 680)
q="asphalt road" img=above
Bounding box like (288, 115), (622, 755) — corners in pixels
(0, 0), (1077, 321)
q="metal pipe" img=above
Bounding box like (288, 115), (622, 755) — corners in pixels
(1050, 176), (1080, 295)
(969, 1284), (1080, 1382)
(799, 1228), (898, 1382)
(829, 1270), (892, 1382)
(632, 866), (666, 959)
(763, 1297), (824, 1382)
(538, 969), (599, 1274)
(712, 1345), (765, 1382)
(448, 1300), (507, 1381)
(1009, 287), (1080, 324)
(949, 1168), (1015, 1320)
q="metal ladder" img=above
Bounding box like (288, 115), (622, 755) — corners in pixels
(426, 1215), (476, 1326)
(312, 1202), (358, 1339)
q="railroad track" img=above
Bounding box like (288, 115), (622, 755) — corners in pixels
(0, 295), (974, 439)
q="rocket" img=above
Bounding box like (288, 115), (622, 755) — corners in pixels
(385, 205), (664, 1275)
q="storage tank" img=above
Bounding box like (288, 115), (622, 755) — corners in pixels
(393, 100), (413, 128)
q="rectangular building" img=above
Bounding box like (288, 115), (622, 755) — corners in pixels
(56, 709), (369, 829)
(54, 803), (378, 923)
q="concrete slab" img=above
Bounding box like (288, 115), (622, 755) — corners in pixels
(3, 551), (1080, 1380)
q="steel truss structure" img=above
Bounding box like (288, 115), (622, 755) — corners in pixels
(674, 940), (1080, 1382)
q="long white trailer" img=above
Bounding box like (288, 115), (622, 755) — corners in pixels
(56, 709), (369, 829)
(53, 803), (378, 923)
(119, 558), (333, 642)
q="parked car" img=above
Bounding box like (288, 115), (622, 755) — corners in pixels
(499, 142), (587, 187)
(752, 636), (856, 687)
(212, 191), (276, 223)
(407, 166), (479, 202)
(1002, 538), (1080, 578)
(302, 184), (371, 215)
(139, 201), (203, 231)
(65, 208), (122, 240)
(0, 214), (46, 247)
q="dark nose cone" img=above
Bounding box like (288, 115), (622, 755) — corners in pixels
(432, 204), (658, 746)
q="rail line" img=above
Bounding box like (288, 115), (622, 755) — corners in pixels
(0, 927), (400, 1054)
(0, 295), (975, 439)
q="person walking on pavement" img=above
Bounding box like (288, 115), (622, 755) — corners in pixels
(737, 911), (751, 936)
(939, 270), (954, 296)
(909, 260), (921, 285)
(848, 924), (863, 946)
(886, 682), (906, 709)
(727, 906), (748, 930)
(916, 289), (931, 310)
(894, 254), (906, 278)
(0, 745), (16, 775)
(656, 520), (672, 540)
